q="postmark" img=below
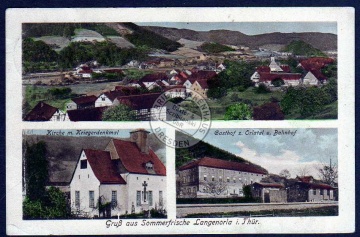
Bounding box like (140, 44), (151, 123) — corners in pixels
(150, 88), (211, 148)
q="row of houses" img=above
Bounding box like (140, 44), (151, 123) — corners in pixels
(177, 157), (337, 203)
(250, 57), (333, 87)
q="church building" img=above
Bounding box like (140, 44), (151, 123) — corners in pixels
(69, 129), (166, 217)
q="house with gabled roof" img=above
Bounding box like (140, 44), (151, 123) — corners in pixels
(95, 91), (125, 107)
(70, 129), (166, 217)
(67, 106), (108, 122)
(24, 102), (68, 121)
(251, 182), (287, 203)
(66, 95), (98, 111)
(287, 176), (336, 202)
(177, 157), (267, 198)
(113, 93), (166, 121)
(190, 80), (209, 99)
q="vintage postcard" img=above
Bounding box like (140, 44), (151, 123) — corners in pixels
(6, 7), (354, 235)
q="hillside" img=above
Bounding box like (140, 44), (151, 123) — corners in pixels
(23, 134), (166, 185)
(282, 40), (327, 57)
(175, 131), (268, 174)
(106, 23), (182, 52)
(144, 26), (337, 51)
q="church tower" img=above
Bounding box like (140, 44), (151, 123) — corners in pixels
(130, 129), (150, 154)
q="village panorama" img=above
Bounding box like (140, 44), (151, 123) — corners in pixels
(22, 23), (338, 121)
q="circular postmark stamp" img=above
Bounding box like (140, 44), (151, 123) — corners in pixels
(150, 88), (211, 148)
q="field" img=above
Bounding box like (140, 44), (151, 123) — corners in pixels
(33, 36), (70, 51)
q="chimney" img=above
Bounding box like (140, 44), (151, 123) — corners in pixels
(130, 129), (150, 154)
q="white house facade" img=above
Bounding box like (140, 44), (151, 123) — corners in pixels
(70, 129), (166, 218)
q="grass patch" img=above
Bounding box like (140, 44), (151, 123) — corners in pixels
(284, 101), (338, 120)
(25, 85), (72, 112)
(185, 206), (338, 218)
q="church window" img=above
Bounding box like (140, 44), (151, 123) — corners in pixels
(159, 191), (163, 206)
(233, 178), (236, 183)
(313, 189), (316, 195)
(219, 176), (222, 182)
(89, 191), (94, 208)
(75, 191), (80, 209)
(212, 176), (215, 182)
(204, 175), (207, 181)
(111, 191), (117, 208)
(136, 191), (141, 206)
(80, 160), (87, 169)
(149, 191), (153, 206)
(320, 189), (324, 195)
(227, 177), (230, 183)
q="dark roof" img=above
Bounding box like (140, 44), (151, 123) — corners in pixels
(24, 102), (58, 121)
(299, 57), (334, 71)
(71, 95), (97, 105)
(111, 139), (166, 176)
(259, 72), (302, 82)
(297, 176), (314, 183)
(116, 93), (162, 110)
(309, 69), (327, 80)
(84, 149), (126, 184)
(140, 73), (168, 82)
(295, 181), (335, 190)
(253, 182), (284, 188)
(102, 90), (125, 101)
(179, 157), (267, 175)
(67, 106), (107, 121)
(103, 69), (123, 74)
(195, 79), (209, 89)
(114, 86), (140, 95)
(187, 71), (217, 81)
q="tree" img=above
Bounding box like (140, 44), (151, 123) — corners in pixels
(279, 169), (291, 179)
(317, 160), (338, 186)
(24, 141), (48, 201)
(243, 185), (253, 200)
(102, 104), (137, 121)
(253, 102), (284, 120)
(224, 103), (252, 120)
(297, 165), (310, 177)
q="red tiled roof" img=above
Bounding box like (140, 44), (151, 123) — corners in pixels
(259, 72), (302, 82)
(78, 69), (93, 74)
(84, 149), (126, 184)
(71, 95), (97, 105)
(179, 157), (267, 175)
(299, 57), (334, 71)
(67, 106), (108, 121)
(280, 65), (291, 73)
(308, 183), (334, 190)
(116, 93), (162, 110)
(253, 182), (284, 188)
(24, 102), (58, 121)
(140, 73), (168, 82)
(256, 66), (271, 73)
(111, 139), (166, 176)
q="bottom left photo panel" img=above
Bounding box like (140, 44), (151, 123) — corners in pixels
(22, 128), (167, 219)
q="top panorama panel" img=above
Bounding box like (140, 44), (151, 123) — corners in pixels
(22, 22), (337, 122)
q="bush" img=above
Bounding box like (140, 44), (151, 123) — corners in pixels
(253, 102), (284, 120)
(224, 103), (252, 120)
(254, 83), (270, 94)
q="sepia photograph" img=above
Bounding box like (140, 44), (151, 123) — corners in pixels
(22, 129), (167, 219)
(176, 128), (338, 218)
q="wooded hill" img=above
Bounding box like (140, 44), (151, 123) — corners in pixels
(144, 26), (337, 51)
(175, 131), (267, 174)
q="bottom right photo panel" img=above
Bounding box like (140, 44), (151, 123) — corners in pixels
(175, 128), (338, 218)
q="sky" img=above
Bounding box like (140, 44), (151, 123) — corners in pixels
(187, 128), (337, 178)
(137, 22), (337, 35)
